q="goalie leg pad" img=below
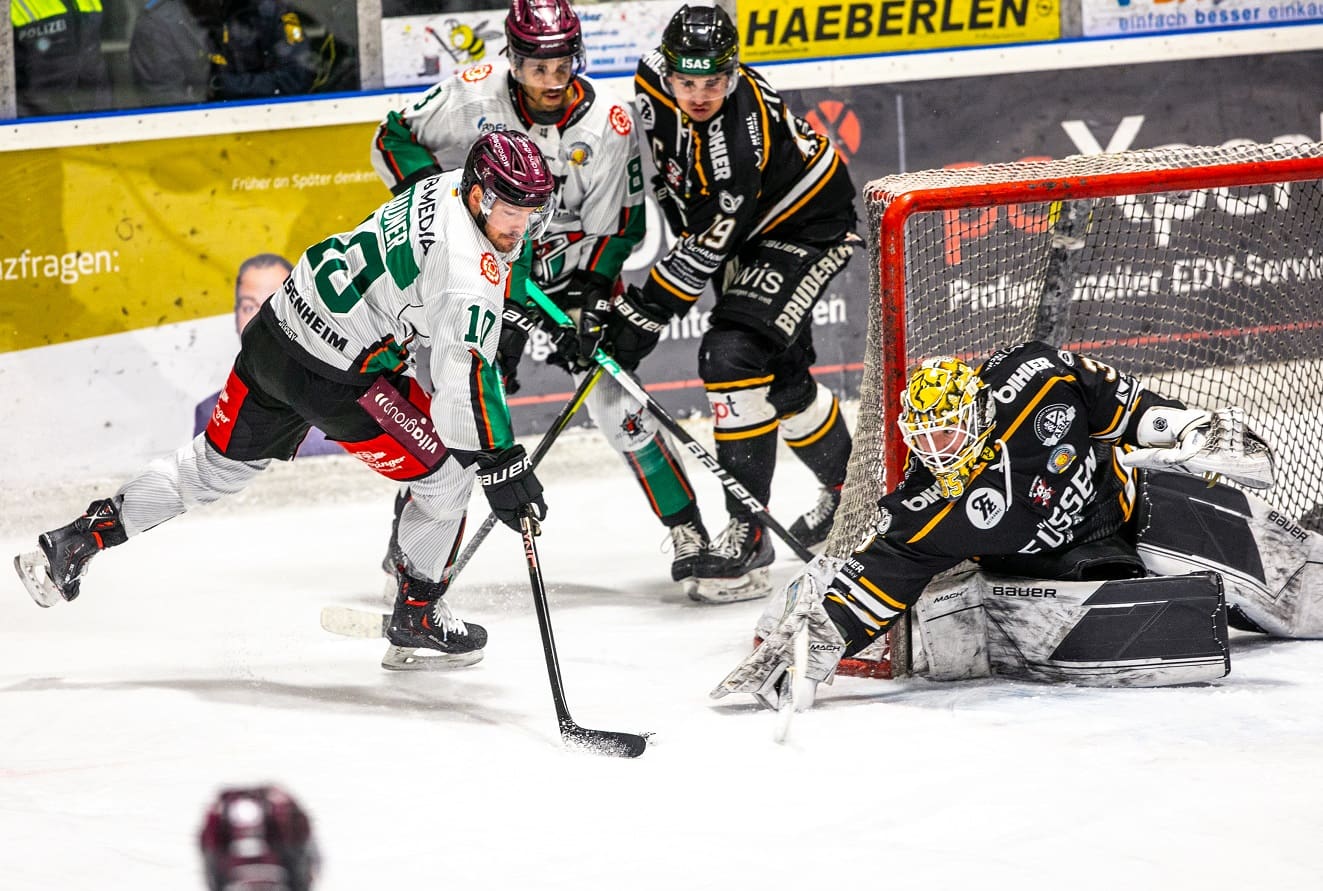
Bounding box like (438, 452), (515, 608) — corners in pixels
(912, 566), (992, 681)
(1137, 471), (1323, 638)
(979, 571), (1229, 686)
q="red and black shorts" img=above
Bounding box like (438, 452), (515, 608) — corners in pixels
(201, 315), (447, 482)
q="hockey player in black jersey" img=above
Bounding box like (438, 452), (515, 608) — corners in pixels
(713, 341), (1323, 709)
(623, 5), (860, 603)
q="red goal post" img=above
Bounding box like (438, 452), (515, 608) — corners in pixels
(825, 141), (1323, 680)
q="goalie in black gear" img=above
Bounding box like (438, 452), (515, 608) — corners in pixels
(713, 340), (1323, 710)
(627, 5), (859, 604)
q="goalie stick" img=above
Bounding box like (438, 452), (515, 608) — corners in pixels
(772, 624), (811, 744)
(320, 367), (604, 644)
(520, 513), (650, 758)
(524, 281), (816, 563)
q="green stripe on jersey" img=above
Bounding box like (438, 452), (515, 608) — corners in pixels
(378, 189), (421, 288)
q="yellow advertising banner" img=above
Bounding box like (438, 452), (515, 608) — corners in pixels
(736, 0), (1060, 62)
(0, 122), (387, 353)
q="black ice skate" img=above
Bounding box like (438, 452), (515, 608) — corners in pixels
(789, 485), (843, 549)
(14, 498), (127, 608)
(692, 516), (775, 604)
(666, 518), (708, 597)
(383, 571), (487, 670)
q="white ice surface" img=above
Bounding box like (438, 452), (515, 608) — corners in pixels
(3, 427), (1322, 890)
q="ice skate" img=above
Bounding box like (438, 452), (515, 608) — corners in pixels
(789, 485), (842, 549)
(665, 518), (708, 597)
(383, 571), (487, 670)
(692, 516), (775, 604)
(14, 498), (127, 608)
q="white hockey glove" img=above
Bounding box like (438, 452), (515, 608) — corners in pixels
(712, 556), (847, 712)
(753, 554), (846, 641)
(1120, 406), (1276, 490)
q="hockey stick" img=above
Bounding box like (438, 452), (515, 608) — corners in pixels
(320, 368), (603, 642)
(524, 280), (815, 563)
(520, 513), (649, 758)
(445, 365), (604, 582)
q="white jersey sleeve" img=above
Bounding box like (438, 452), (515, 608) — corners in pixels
(370, 61), (516, 191)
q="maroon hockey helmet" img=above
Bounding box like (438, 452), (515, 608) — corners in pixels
(505, 0), (586, 72)
(199, 785), (320, 891)
(461, 130), (558, 237)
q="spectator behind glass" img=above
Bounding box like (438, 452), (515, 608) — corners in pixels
(194, 253), (337, 456)
(129, 0), (317, 107)
(11, 0), (113, 116)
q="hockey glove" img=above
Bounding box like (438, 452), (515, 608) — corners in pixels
(475, 445), (547, 531)
(497, 303), (534, 395)
(605, 284), (670, 371)
(1121, 406), (1276, 490)
(566, 270), (615, 364)
(712, 556), (847, 711)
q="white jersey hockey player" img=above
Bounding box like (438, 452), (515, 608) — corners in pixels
(370, 0), (713, 597)
(13, 130), (558, 671)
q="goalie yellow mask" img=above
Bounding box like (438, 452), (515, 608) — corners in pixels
(898, 356), (994, 499)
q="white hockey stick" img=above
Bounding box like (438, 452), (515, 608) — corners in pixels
(773, 624), (811, 744)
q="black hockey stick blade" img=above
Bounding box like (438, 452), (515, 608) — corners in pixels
(560, 721), (650, 758)
(521, 514), (651, 758)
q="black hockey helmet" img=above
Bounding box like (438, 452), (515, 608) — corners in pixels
(199, 785), (320, 891)
(660, 5), (739, 79)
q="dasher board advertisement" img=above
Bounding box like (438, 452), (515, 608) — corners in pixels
(1081, 0), (1323, 37)
(736, 0), (1060, 62)
(380, 0), (683, 90)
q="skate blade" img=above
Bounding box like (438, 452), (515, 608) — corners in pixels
(693, 568), (771, 604)
(381, 645), (484, 671)
(14, 552), (62, 608)
(682, 577), (700, 601)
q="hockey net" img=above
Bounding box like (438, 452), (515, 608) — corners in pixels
(827, 140), (1323, 679)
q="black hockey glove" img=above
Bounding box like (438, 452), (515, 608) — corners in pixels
(605, 284), (670, 371)
(475, 444), (547, 531)
(566, 270), (615, 364)
(497, 303), (535, 395)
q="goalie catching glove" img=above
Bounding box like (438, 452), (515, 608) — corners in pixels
(1121, 406), (1276, 490)
(475, 444), (547, 531)
(711, 556), (847, 711)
